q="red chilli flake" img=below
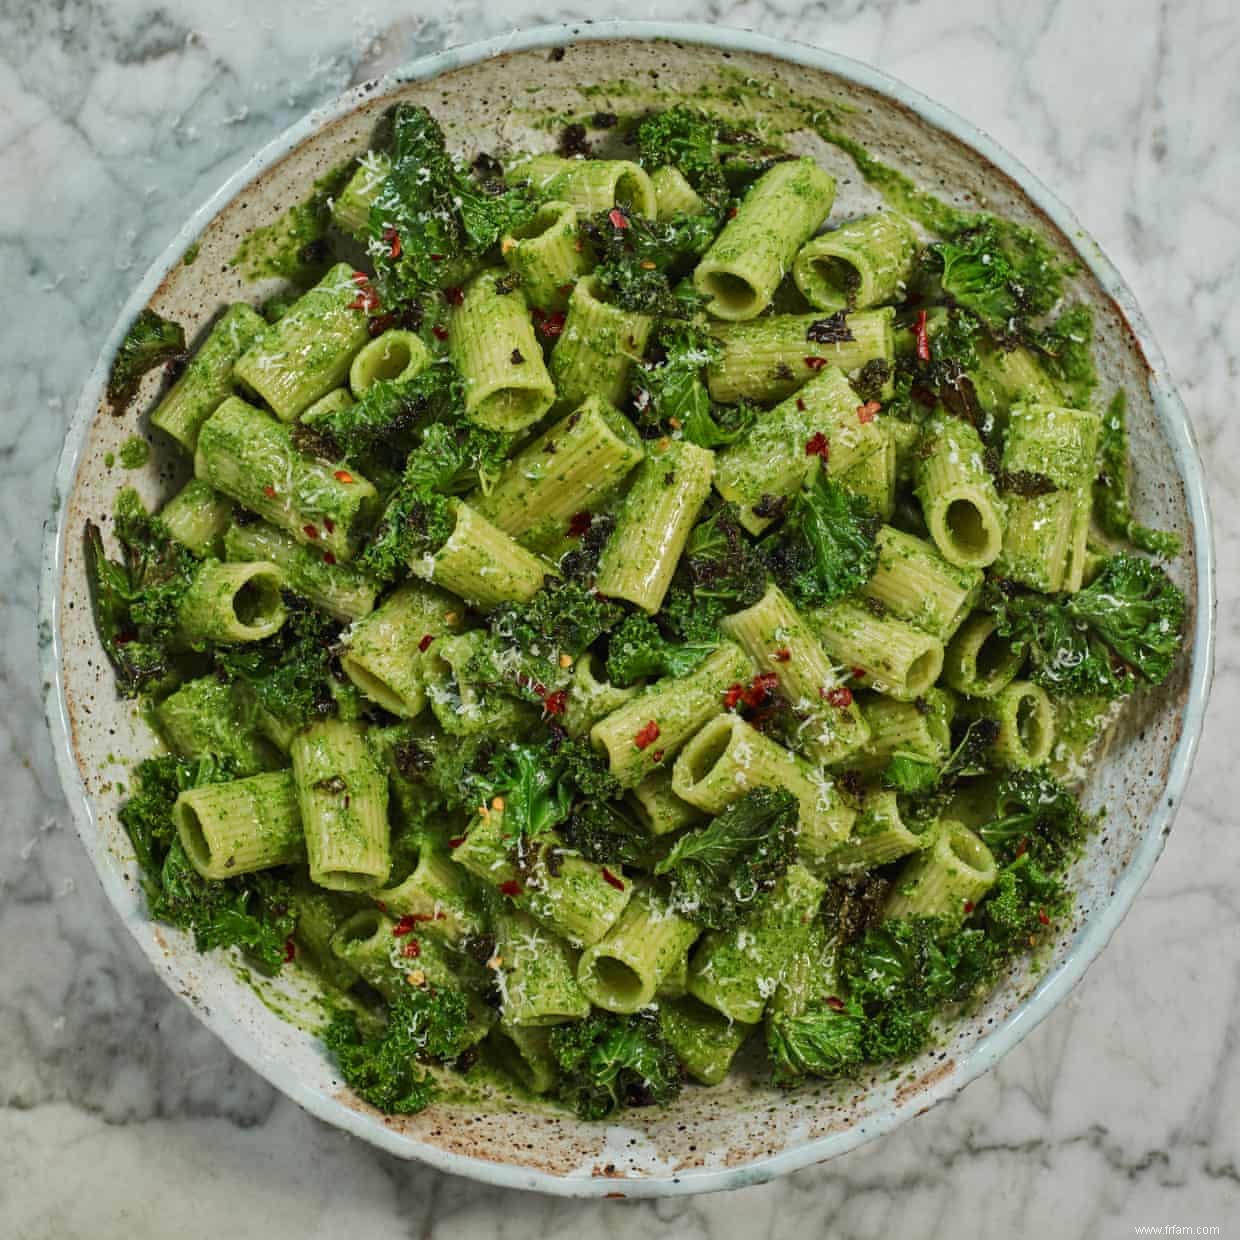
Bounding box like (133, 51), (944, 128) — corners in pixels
(803, 356), (828, 371)
(351, 271), (369, 285)
(431, 324), (449, 341)
(804, 432), (830, 460)
(444, 285), (464, 306)
(824, 686), (854, 709)
(334, 469), (354, 484)
(499, 879), (523, 898)
(728, 206), (739, 219)
(723, 683), (744, 709)
(283, 938), (296, 963)
(851, 666), (867, 680)
(633, 720), (660, 750)
(401, 939), (422, 958)
(323, 516), (335, 534)
(741, 671), (779, 708)
(382, 226), (402, 259)
(543, 689), (568, 717)
(796, 398), (807, 412)
(392, 915), (418, 937)
(1014, 838), (1029, 859)
(418, 633), (434, 653)
(347, 287), (380, 313)
(601, 867), (625, 892)
(607, 207), (630, 230)
(567, 510), (592, 538)
(302, 524), (319, 541)
(856, 400), (881, 424)
(1038, 908), (1050, 925)
(963, 900), (975, 914)
(912, 309), (931, 362)
(825, 995), (845, 1012)
(375, 901), (388, 913)
(322, 551), (337, 565)
(448, 835), (466, 849)
(263, 485), (277, 499)
(773, 647), (792, 662)
(535, 309), (567, 339)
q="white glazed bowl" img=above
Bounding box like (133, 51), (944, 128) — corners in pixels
(40, 21), (1215, 1197)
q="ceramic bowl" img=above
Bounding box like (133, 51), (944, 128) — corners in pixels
(40, 21), (1215, 1197)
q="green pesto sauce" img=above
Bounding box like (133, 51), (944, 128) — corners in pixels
(230, 161), (355, 283)
(119, 436), (150, 469)
(182, 241), (200, 266)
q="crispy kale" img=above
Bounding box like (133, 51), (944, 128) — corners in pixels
(324, 985), (474, 1115)
(296, 362), (463, 463)
(632, 105), (786, 207)
(767, 1000), (865, 1085)
(654, 787), (798, 930)
(107, 308), (185, 410)
(560, 799), (650, 869)
(605, 612), (717, 688)
(362, 418), (510, 584)
(882, 717), (999, 821)
(549, 1011), (683, 1119)
(975, 854), (1073, 954)
(988, 554), (1185, 698)
(681, 502), (767, 610)
(85, 489), (199, 696)
(1094, 390), (1182, 558)
(582, 207), (718, 317)
(978, 768), (1093, 867)
(119, 756), (296, 974)
(369, 103), (536, 302)
(471, 735), (622, 846)
(215, 596), (341, 730)
(1028, 303), (1097, 409)
(760, 472), (881, 608)
(928, 219), (1063, 335)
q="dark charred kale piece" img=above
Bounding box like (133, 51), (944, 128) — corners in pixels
(107, 309), (186, 410)
(1094, 389), (1182, 558)
(119, 756), (296, 974)
(1026, 302), (1097, 409)
(632, 105), (787, 208)
(295, 362), (464, 463)
(581, 208), (718, 317)
(760, 472), (881, 608)
(681, 503), (767, 611)
(560, 799), (650, 869)
(605, 612), (717, 688)
(324, 984), (474, 1115)
(549, 1011), (683, 1119)
(85, 489), (200, 697)
(654, 787), (798, 930)
(369, 103), (536, 302)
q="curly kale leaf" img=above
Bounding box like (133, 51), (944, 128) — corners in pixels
(120, 756), (296, 974)
(215, 597), (341, 729)
(1066, 554), (1185, 685)
(85, 490), (200, 696)
(605, 612), (717, 688)
(882, 717), (999, 822)
(560, 799), (650, 869)
(929, 219), (1063, 335)
(549, 1011), (683, 1119)
(978, 768), (1093, 867)
(107, 309), (185, 410)
(324, 984), (474, 1115)
(296, 362), (463, 463)
(1094, 390), (1182, 558)
(682, 502), (767, 610)
(583, 208), (718, 317)
(1028, 303), (1097, 409)
(767, 1001), (866, 1085)
(362, 418), (510, 584)
(632, 105), (787, 207)
(654, 787), (798, 930)
(760, 472), (881, 609)
(369, 103), (536, 302)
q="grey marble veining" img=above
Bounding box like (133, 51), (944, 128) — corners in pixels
(2, 0), (1237, 1235)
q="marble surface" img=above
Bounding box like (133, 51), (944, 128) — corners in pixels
(2, 0), (1237, 1234)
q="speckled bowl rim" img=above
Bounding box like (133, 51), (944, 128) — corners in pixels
(40, 19), (1216, 1197)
